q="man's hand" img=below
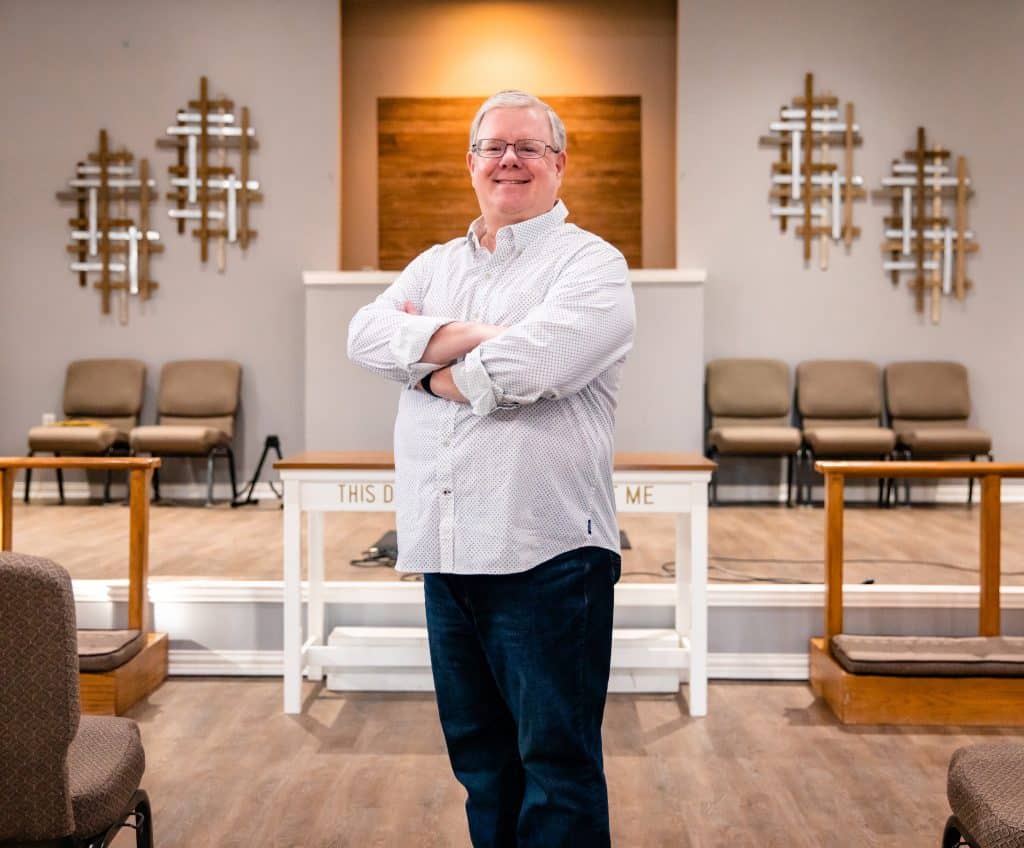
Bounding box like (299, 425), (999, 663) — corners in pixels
(425, 366), (468, 404)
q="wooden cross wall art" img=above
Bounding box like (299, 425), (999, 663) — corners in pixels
(56, 130), (162, 324)
(760, 72), (865, 269)
(157, 76), (262, 271)
(875, 127), (977, 325)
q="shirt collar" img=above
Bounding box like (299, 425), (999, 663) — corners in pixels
(467, 199), (569, 252)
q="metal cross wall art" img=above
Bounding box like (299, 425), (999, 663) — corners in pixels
(56, 130), (162, 324)
(875, 127), (977, 325)
(157, 76), (262, 271)
(760, 72), (865, 269)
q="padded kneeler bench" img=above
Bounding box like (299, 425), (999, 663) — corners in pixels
(832, 634), (1024, 677)
(944, 744), (1024, 848)
(78, 629), (146, 672)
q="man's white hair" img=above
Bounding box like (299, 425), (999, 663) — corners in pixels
(469, 90), (567, 153)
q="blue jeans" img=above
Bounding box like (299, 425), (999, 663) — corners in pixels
(424, 546), (621, 848)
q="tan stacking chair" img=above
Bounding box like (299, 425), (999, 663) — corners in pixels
(884, 361), (993, 504)
(796, 360), (895, 506)
(0, 552), (153, 847)
(25, 359), (146, 504)
(130, 359), (241, 505)
(705, 359), (802, 506)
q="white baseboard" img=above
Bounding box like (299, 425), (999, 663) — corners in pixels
(167, 648), (811, 681)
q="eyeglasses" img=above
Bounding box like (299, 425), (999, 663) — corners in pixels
(471, 138), (560, 159)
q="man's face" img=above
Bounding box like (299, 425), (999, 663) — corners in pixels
(467, 106), (566, 230)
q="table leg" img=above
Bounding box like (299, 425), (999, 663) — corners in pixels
(283, 480), (303, 713)
(684, 482), (708, 716)
(306, 510), (325, 681)
(0, 468), (13, 551)
(127, 468), (152, 631)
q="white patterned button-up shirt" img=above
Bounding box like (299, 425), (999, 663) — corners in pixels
(347, 200), (635, 575)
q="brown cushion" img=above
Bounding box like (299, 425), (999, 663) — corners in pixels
(67, 716), (145, 839)
(803, 426), (896, 456)
(130, 425), (230, 454)
(28, 425), (128, 454)
(707, 359), (791, 418)
(708, 425), (801, 455)
(797, 360), (883, 418)
(885, 361), (972, 419)
(157, 360), (241, 418)
(77, 630), (145, 673)
(948, 743), (1024, 848)
(63, 359), (145, 419)
(896, 426), (992, 456)
(831, 634), (1024, 677)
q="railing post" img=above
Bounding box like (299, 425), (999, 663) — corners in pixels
(979, 474), (1001, 636)
(824, 471), (845, 639)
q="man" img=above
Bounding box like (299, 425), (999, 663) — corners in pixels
(347, 90), (635, 847)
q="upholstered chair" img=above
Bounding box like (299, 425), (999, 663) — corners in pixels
(25, 359), (146, 504)
(796, 360), (896, 506)
(704, 359), (802, 506)
(884, 361), (993, 504)
(130, 359), (241, 505)
(0, 551), (153, 847)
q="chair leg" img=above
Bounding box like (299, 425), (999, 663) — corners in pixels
(942, 814), (979, 848)
(152, 467), (161, 503)
(55, 452), (65, 505)
(134, 789), (154, 848)
(903, 449), (912, 505)
(226, 446), (238, 502)
(23, 450), (34, 503)
(967, 455), (976, 506)
(785, 453), (794, 507)
(708, 448), (719, 506)
(206, 450), (216, 506)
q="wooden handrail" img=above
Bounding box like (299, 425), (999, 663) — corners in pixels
(0, 456), (160, 631)
(814, 460), (1024, 641)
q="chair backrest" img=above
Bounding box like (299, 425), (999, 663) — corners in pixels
(0, 552), (80, 842)
(63, 359), (146, 431)
(157, 359), (242, 438)
(885, 361), (972, 430)
(797, 360), (883, 428)
(706, 359), (792, 428)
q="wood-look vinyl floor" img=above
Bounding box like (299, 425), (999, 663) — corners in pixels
(10, 501), (1024, 585)
(106, 677), (1024, 847)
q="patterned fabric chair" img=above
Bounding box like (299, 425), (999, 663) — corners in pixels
(25, 359), (146, 504)
(884, 361), (993, 504)
(704, 359), (802, 506)
(796, 360), (895, 506)
(0, 552), (153, 847)
(944, 743), (1024, 848)
(130, 359), (241, 505)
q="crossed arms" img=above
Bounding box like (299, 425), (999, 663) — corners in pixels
(347, 244), (635, 416)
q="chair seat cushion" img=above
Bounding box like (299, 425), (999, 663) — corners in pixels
(28, 425), (126, 454)
(78, 629), (145, 672)
(708, 426), (801, 455)
(831, 634), (1024, 677)
(948, 743), (1024, 848)
(68, 716), (145, 839)
(804, 426), (896, 456)
(131, 424), (229, 454)
(897, 426), (992, 455)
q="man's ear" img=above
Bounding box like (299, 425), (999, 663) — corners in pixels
(466, 150), (475, 175)
(554, 150), (567, 179)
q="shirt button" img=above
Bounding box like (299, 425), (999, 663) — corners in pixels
(484, 273), (492, 280)
(442, 489), (451, 495)
(442, 438), (451, 447)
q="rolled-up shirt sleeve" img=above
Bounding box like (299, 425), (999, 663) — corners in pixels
(347, 246), (454, 387)
(450, 244), (635, 415)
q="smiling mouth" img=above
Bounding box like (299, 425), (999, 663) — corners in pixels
(495, 179), (529, 185)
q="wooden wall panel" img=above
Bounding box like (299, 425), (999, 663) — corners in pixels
(378, 96), (642, 270)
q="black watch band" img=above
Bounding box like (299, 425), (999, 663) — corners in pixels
(421, 370), (440, 398)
